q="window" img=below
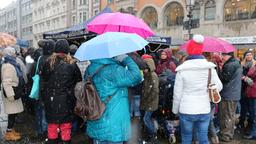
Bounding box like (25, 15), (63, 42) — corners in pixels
(108, 0), (113, 4)
(79, 12), (83, 22)
(252, 0), (256, 18)
(205, 0), (216, 20)
(72, 16), (76, 25)
(224, 0), (250, 21)
(72, 0), (76, 10)
(83, 12), (87, 21)
(83, 0), (87, 4)
(94, 0), (99, 3)
(141, 6), (158, 28)
(164, 2), (184, 26)
(192, 2), (200, 20)
(80, 0), (82, 5)
(94, 10), (98, 15)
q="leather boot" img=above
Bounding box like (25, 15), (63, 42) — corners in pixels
(4, 131), (21, 141)
(62, 140), (71, 144)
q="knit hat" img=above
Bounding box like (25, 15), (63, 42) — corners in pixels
(187, 35), (204, 55)
(2, 46), (16, 57)
(55, 39), (69, 54)
(243, 51), (253, 59)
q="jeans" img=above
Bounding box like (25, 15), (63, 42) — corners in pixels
(130, 95), (141, 117)
(93, 140), (125, 144)
(143, 111), (156, 135)
(248, 99), (256, 137)
(35, 102), (47, 134)
(180, 113), (210, 144)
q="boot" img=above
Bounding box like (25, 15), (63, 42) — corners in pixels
(4, 131), (21, 141)
(62, 140), (71, 144)
(45, 138), (58, 144)
(12, 129), (21, 137)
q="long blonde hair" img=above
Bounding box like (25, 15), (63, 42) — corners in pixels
(48, 53), (76, 70)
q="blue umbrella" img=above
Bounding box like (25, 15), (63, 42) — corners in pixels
(74, 32), (148, 61)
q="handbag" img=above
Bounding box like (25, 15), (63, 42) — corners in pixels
(29, 56), (41, 100)
(207, 69), (221, 104)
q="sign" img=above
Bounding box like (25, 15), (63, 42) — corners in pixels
(220, 36), (256, 44)
(183, 19), (200, 30)
(146, 36), (171, 45)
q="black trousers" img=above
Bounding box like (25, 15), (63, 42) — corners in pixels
(7, 114), (17, 129)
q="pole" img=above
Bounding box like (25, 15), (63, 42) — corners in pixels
(188, 5), (193, 39)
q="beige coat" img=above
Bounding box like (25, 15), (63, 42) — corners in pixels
(1, 63), (24, 114)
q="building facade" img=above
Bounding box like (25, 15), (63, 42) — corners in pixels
(0, 1), (20, 38)
(32, 0), (100, 47)
(21, 0), (33, 46)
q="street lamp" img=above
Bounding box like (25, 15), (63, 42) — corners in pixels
(185, 0), (196, 39)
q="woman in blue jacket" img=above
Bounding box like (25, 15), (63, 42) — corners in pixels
(85, 54), (142, 144)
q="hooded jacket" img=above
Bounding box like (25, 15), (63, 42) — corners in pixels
(156, 49), (177, 75)
(85, 56), (142, 142)
(141, 58), (159, 111)
(172, 59), (223, 114)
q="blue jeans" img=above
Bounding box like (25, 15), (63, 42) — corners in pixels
(248, 99), (256, 137)
(180, 113), (210, 144)
(93, 140), (124, 144)
(35, 102), (47, 134)
(130, 95), (141, 117)
(143, 111), (156, 135)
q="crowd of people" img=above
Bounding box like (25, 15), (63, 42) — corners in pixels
(0, 34), (256, 144)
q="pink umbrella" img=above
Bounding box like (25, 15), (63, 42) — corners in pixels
(181, 37), (236, 53)
(87, 12), (155, 39)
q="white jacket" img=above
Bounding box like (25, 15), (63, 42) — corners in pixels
(172, 59), (223, 115)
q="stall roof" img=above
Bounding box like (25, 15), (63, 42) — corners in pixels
(146, 36), (171, 45)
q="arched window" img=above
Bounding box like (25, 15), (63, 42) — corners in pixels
(164, 2), (184, 26)
(192, 2), (200, 20)
(205, 0), (216, 20)
(224, 0), (250, 21)
(141, 7), (158, 28)
(252, 0), (256, 18)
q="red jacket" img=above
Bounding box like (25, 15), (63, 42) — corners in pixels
(246, 65), (256, 98)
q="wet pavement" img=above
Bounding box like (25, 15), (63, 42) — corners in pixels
(0, 112), (255, 144)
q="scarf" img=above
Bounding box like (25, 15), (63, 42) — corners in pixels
(186, 55), (205, 60)
(3, 56), (23, 79)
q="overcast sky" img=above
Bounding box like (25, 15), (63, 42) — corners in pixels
(0, 0), (16, 9)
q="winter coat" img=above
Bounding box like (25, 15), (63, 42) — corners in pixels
(141, 58), (159, 111)
(172, 59), (222, 115)
(128, 53), (147, 96)
(85, 57), (142, 142)
(219, 57), (242, 101)
(246, 65), (256, 98)
(156, 49), (176, 75)
(41, 58), (82, 123)
(1, 63), (24, 114)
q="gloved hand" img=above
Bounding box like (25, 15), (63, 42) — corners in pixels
(244, 77), (253, 86)
(8, 96), (15, 102)
(209, 84), (217, 90)
(114, 54), (128, 63)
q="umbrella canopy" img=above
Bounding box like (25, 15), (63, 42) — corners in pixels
(74, 32), (148, 61)
(87, 12), (155, 39)
(0, 32), (16, 48)
(180, 36), (236, 53)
